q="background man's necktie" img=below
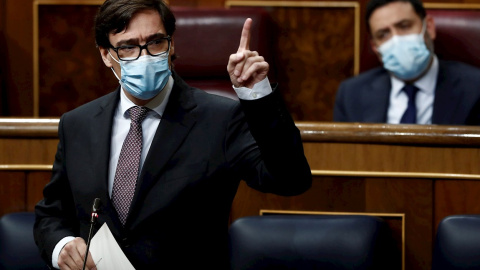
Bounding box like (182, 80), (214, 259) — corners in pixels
(112, 106), (149, 225)
(400, 84), (419, 124)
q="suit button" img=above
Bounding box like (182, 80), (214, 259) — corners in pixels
(122, 238), (130, 248)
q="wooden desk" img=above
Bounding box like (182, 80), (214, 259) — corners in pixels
(0, 118), (58, 215)
(2, 119), (480, 270)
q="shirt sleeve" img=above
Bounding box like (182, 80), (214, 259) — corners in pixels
(52, 236), (75, 269)
(233, 77), (272, 100)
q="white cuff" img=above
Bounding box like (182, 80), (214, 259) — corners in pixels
(52, 236), (76, 269)
(233, 77), (272, 100)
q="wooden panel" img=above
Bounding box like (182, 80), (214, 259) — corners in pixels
(0, 0), (6, 115)
(2, 0), (34, 116)
(0, 118), (59, 165)
(228, 1), (357, 121)
(299, 122), (480, 175)
(37, 4), (118, 116)
(366, 178), (433, 270)
(0, 171), (51, 217)
(0, 171), (26, 216)
(231, 175), (366, 220)
(304, 142), (480, 174)
(434, 180), (480, 234)
(26, 171), (51, 211)
(0, 138), (58, 164)
(270, 6), (355, 121)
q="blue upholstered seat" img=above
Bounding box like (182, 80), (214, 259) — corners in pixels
(432, 215), (480, 270)
(229, 214), (395, 270)
(0, 212), (46, 270)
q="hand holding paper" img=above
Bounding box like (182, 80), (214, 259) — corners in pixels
(89, 223), (135, 270)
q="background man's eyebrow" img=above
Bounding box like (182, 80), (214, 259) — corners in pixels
(393, 19), (411, 27)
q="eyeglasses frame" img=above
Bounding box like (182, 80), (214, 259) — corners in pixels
(110, 36), (172, 61)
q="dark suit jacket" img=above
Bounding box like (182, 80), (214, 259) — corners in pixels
(333, 60), (480, 125)
(34, 72), (312, 269)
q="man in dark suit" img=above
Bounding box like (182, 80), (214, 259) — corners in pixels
(333, 0), (480, 125)
(33, 0), (312, 269)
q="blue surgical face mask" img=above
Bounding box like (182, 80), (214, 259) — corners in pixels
(110, 52), (171, 100)
(378, 21), (432, 80)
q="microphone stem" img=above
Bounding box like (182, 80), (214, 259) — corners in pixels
(82, 219), (96, 270)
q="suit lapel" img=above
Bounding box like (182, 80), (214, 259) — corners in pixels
(127, 73), (197, 228)
(89, 88), (125, 233)
(432, 61), (460, 124)
(361, 70), (391, 122)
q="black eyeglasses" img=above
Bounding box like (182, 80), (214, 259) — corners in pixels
(110, 36), (171, 61)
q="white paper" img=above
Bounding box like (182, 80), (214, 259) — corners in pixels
(89, 223), (136, 270)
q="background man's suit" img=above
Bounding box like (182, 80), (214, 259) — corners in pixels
(334, 60), (480, 125)
(34, 71), (312, 269)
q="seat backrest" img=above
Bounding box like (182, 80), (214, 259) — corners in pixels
(360, 9), (480, 72)
(228, 215), (395, 270)
(0, 212), (46, 270)
(432, 215), (480, 270)
(171, 7), (275, 99)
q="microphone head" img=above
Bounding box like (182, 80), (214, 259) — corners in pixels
(92, 198), (101, 213)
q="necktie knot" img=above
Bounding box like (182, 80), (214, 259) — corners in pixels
(129, 106), (149, 124)
(400, 84), (419, 124)
(402, 84), (419, 100)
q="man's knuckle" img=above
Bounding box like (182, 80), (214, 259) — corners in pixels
(63, 244), (72, 252)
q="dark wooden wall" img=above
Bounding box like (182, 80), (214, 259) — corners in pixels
(3, 0), (480, 120)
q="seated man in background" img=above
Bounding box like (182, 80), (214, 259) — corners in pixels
(33, 0), (312, 269)
(333, 0), (480, 125)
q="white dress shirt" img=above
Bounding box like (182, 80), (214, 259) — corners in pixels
(387, 56), (439, 124)
(51, 76), (272, 268)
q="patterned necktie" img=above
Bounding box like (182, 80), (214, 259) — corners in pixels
(112, 106), (149, 225)
(400, 84), (419, 124)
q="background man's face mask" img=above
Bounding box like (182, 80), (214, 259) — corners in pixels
(378, 20), (431, 80)
(110, 52), (171, 100)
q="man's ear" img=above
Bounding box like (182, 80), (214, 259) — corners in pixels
(370, 38), (382, 60)
(168, 37), (175, 67)
(425, 15), (436, 40)
(99, 46), (113, 68)
(170, 36), (175, 56)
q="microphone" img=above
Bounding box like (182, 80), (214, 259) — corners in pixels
(83, 198), (101, 270)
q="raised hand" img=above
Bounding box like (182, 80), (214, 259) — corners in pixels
(227, 18), (269, 89)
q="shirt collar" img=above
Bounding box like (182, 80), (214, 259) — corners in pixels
(119, 75), (174, 118)
(390, 55), (439, 97)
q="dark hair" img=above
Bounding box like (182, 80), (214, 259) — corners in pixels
(94, 0), (176, 49)
(365, 0), (426, 33)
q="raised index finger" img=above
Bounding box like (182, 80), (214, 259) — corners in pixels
(237, 18), (252, 52)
